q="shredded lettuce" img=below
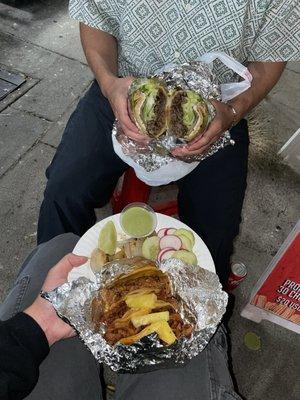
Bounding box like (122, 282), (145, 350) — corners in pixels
(139, 80), (159, 94)
(139, 80), (159, 122)
(182, 91), (202, 128)
(142, 91), (157, 122)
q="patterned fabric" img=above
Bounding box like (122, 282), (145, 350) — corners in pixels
(69, 0), (300, 83)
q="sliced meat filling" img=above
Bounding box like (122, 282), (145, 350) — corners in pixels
(102, 273), (171, 306)
(146, 88), (167, 137)
(91, 262), (193, 346)
(170, 91), (188, 137)
(103, 299), (192, 345)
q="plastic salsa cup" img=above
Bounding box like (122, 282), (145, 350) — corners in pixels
(120, 202), (157, 238)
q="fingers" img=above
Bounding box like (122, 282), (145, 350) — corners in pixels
(171, 145), (188, 157)
(116, 99), (149, 143)
(175, 142), (213, 156)
(118, 100), (139, 133)
(42, 253), (88, 293)
(172, 117), (221, 157)
(109, 76), (149, 143)
(187, 119), (221, 151)
(64, 253), (88, 269)
(119, 118), (148, 142)
(68, 329), (77, 339)
(187, 135), (211, 151)
(122, 127), (148, 142)
(172, 132), (218, 157)
(53, 253), (88, 276)
(123, 76), (135, 87)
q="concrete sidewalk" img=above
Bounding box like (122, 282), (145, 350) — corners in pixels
(0, 1), (299, 399)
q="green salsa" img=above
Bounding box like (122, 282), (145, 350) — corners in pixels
(121, 206), (155, 237)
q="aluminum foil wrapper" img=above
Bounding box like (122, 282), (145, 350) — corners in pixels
(43, 258), (228, 373)
(114, 61), (235, 172)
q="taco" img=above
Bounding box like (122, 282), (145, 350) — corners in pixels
(91, 259), (193, 346)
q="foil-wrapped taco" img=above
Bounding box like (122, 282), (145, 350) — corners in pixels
(113, 61), (234, 177)
(44, 257), (228, 373)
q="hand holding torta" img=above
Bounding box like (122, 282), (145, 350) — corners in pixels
(129, 78), (211, 141)
(129, 78), (169, 138)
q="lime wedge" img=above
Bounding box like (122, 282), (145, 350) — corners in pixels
(98, 221), (117, 255)
(244, 332), (261, 351)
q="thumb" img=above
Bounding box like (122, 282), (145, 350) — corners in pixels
(125, 76), (135, 86)
(53, 253), (88, 275)
(65, 253), (88, 268)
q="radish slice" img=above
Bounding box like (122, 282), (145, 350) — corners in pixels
(159, 235), (182, 250)
(157, 228), (168, 238)
(157, 247), (174, 261)
(165, 228), (176, 235)
(160, 249), (175, 261)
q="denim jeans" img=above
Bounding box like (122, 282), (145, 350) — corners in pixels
(0, 234), (242, 400)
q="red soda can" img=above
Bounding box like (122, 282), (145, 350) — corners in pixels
(226, 262), (247, 292)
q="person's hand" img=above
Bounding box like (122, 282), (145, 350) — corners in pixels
(24, 254), (87, 346)
(103, 76), (148, 143)
(172, 100), (235, 157)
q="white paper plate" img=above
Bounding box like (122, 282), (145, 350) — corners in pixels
(69, 213), (215, 282)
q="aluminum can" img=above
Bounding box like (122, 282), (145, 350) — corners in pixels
(226, 262), (247, 291)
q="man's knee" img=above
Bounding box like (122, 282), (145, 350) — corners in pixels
(43, 172), (86, 205)
(43, 233), (80, 250)
(19, 233), (80, 280)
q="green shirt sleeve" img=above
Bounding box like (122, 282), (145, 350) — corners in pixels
(248, 0), (300, 61)
(69, 0), (119, 38)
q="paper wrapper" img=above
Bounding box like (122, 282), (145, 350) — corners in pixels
(113, 61), (235, 172)
(43, 258), (228, 373)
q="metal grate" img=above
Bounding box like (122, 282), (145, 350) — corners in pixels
(0, 67), (26, 100)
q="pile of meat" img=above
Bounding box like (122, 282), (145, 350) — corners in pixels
(146, 88), (168, 137)
(169, 91), (188, 137)
(90, 258), (193, 345)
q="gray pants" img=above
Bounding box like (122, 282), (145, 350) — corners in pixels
(0, 234), (242, 400)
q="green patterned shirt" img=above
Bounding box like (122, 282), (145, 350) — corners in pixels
(69, 0), (300, 83)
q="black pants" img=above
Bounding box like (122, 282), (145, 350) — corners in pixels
(37, 81), (249, 285)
